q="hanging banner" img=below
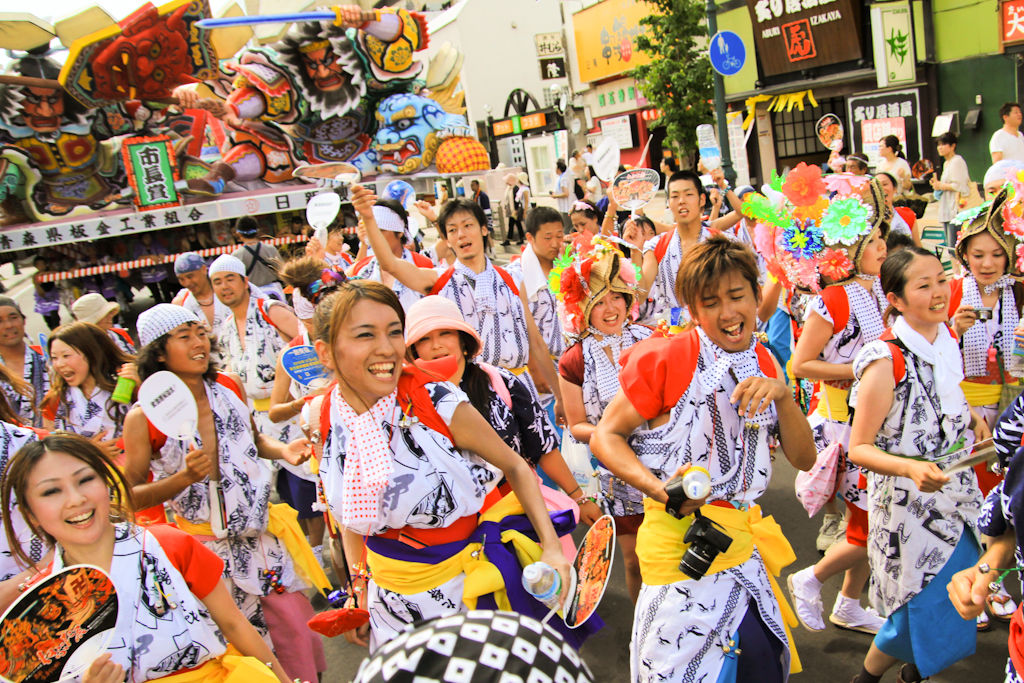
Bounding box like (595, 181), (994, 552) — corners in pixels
(846, 88), (922, 170)
(121, 136), (181, 211)
(871, 2), (916, 88)
(0, 185), (330, 254)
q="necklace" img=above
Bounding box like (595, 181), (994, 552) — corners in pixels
(196, 295), (214, 306)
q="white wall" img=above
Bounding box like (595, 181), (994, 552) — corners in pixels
(425, 0), (569, 127)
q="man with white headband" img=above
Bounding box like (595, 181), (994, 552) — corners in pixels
(209, 254), (300, 441)
(348, 199), (432, 310)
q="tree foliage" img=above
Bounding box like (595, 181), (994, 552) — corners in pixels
(632, 0), (714, 159)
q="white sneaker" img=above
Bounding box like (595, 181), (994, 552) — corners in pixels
(787, 567), (825, 631)
(816, 513), (845, 552)
(829, 594), (885, 634)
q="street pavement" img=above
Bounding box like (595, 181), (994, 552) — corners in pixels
(3, 196), (1010, 681)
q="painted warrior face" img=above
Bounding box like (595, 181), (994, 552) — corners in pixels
(300, 46), (348, 91)
(21, 88), (64, 133)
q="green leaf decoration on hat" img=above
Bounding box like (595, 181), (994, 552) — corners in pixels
(742, 193), (790, 228)
(954, 200), (991, 227)
(770, 169), (785, 192)
(548, 245), (575, 299)
(820, 197), (871, 245)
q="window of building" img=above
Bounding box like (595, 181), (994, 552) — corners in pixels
(772, 98), (846, 159)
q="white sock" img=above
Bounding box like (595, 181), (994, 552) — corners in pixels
(799, 566), (823, 590)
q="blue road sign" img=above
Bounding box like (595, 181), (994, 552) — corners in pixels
(709, 31), (746, 77)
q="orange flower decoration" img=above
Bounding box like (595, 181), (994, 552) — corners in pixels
(782, 162), (827, 207)
(792, 195), (829, 222)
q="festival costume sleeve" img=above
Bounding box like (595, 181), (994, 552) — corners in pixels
(507, 372), (560, 465)
(993, 394), (1024, 466)
(557, 343), (584, 386)
(423, 381), (469, 424)
(618, 336), (684, 420)
(807, 294), (832, 325)
(979, 482), (1010, 538)
(148, 524), (225, 599)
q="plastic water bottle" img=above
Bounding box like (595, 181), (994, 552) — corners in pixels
(522, 562), (562, 611)
(696, 124), (721, 171)
(681, 466), (712, 500)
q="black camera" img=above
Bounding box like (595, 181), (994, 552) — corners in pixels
(679, 512), (734, 580)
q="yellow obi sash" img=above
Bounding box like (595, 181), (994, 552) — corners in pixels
(366, 493), (543, 612)
(251, 397), (271, 412)
(176, 503), (331, 594)
(507, 365), (529, 376)
(814, 382), (850, 422)
(636, 498), (802, 674)
(960, 380), (1005, 408)
(154, 646), (277, 682)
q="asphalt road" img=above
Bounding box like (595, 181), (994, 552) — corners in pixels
(313, 457), (1010, 682)
(3, 228), (1007, 681)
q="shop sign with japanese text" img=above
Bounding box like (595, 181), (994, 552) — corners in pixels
(572, 0), (653, 83)
(1003, 0), (1024, 46)
(746, 0), (863, 77)
(846, 88), (922, 170)
(122, 136), (180, 210)
(535, 32), (564, 57)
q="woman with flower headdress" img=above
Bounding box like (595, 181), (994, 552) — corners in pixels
(555, 235), (653, 602)
(569, 200), (604, 236)
(785, 176), (889, 638)
(946, 189), (1024, 625)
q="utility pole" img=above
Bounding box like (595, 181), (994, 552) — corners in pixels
(705, 0), (736, 184)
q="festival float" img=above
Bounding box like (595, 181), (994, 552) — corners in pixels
(0, 1), (490, 283)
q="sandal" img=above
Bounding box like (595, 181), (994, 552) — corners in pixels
(896, 663), (929, 682)
(987, 586), (1018, 622)
(978, 610), (992, 632)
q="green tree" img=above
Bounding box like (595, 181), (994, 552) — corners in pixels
(632, 0), (714, 161)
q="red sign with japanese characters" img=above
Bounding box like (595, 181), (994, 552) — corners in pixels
(1002, 0), (1024, 46)
(747, 0), (862, 76)
(783, 19), (817, 62)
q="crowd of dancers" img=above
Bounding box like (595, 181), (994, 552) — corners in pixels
(0, 163), (1023, 683)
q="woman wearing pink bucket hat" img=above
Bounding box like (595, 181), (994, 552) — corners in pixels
(405, 296), (601, 527)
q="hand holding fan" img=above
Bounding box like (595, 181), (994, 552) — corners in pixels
(138, 371), (228, 540)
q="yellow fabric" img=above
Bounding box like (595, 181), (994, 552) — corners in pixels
(252, 397), (271, 412)
(961, 380), (1005, 407)
(367, 493), (546, 613)
(175, 505), (331, 595)
(266, 504), (332, 594)
(636, 498), (802, 674)
(814, 383), (851, 422)
(506, 365), (529, 376)
(153, 646), (278, 682)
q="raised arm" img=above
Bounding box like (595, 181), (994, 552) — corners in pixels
(353, 186), (438, 294)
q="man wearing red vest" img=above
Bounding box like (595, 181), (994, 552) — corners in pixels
(354, 186), (565, 419)
(592, 236), (816, 683)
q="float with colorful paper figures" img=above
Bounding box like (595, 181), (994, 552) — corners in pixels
(0, 0), (491, 282)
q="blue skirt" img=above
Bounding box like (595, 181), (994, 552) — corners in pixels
(874, 530), (979, 677)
